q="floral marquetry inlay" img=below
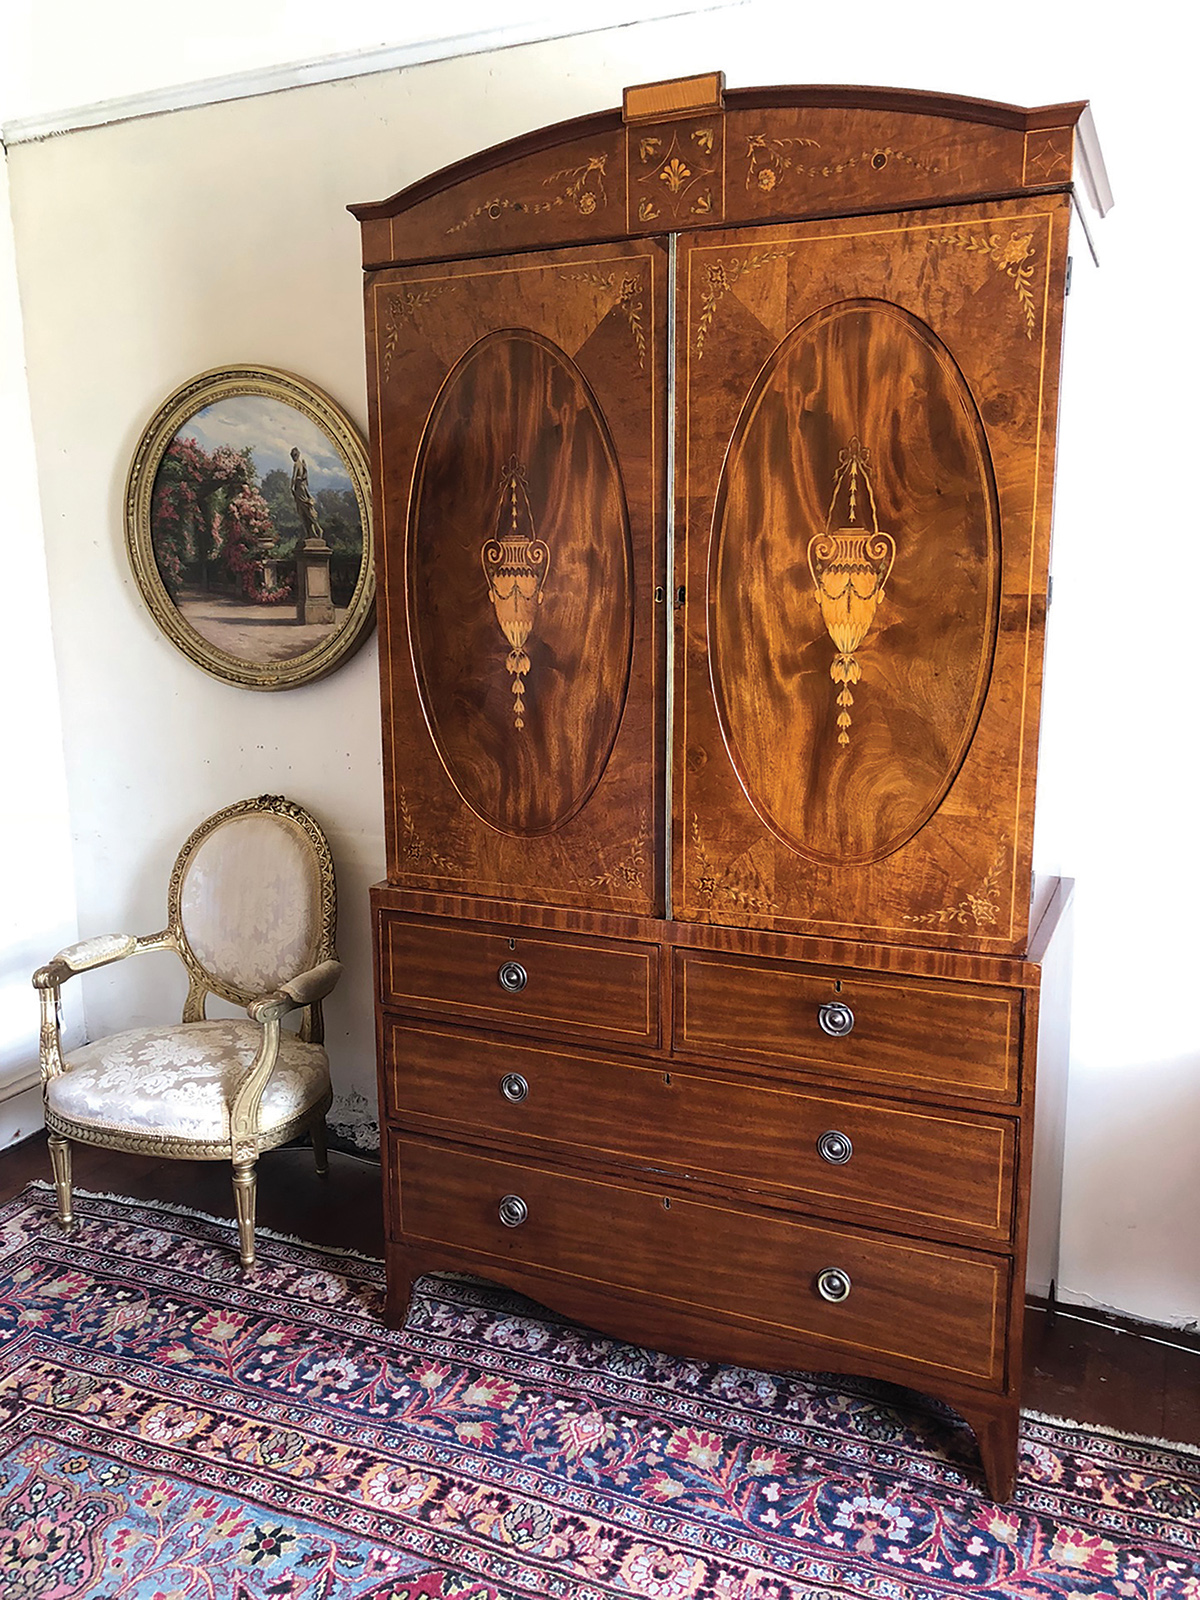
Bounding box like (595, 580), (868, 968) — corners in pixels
(381, 285), (447, 379)
(929, 229), (1039, 337)
(585, 813), (651, 895)
(743, 132), (821, 191)
(396, 788), (464, 878)
(742, 133), (939, 195)
(562, 269), (648, 368)
(447, 154), (610, 236)
(689, 817), (776, 917)
(903, 849), (1006, 929)
(629, 121), (723, 226)
(695, 247), (795, 359)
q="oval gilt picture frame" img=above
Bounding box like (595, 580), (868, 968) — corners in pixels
(125, 366), (375, 690)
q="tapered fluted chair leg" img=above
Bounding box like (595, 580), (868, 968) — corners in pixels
(231, 1159), (258, 1271)
(48, 1134), (74, 1232)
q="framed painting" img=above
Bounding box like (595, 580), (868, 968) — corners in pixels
(125, 366), (375, 690)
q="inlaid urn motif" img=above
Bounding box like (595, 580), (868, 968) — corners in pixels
(807, 437), (896, 747)
(481, 457), (551, 730)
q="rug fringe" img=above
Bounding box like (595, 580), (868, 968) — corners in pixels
(24, 1179), (386, 1269)
(1021, 1407), (1200, 1461)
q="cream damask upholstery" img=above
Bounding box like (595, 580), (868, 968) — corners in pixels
(33, 795), (341, 1270)
(47, 1022), (331, 1146)
(179, 814), (322, 994)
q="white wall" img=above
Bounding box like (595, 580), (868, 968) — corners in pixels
(7, 0), (1198, 1323)
(0, 2), (739, 133)
(0, 149), (78, 1149)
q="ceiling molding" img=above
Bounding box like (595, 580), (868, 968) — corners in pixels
(1, 1), (744, 147)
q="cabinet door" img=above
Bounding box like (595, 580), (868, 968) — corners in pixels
(675, 197), (1070, 953)
(367, 239), (667, 912)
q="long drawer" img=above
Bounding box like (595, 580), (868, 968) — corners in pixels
(675, 948), (1020, 1102)
(392, 1136), (1009, 1388)
(378, 913), (660, 1048)
(384, 1020), (1017, 1243)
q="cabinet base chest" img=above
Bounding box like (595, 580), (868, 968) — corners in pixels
(373, 881), (1072, 1502)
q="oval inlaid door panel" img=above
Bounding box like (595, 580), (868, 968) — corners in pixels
(710, 299), (1000, 866)
(409, 329), (634, 836)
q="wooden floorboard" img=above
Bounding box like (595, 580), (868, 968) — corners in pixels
(4, 1131), (1197, 1450)
(1024, 1305), (1171, 1440)
(0, 1132), (385, 1257)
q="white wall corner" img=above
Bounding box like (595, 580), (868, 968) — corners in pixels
(0, 147), (79, 1149)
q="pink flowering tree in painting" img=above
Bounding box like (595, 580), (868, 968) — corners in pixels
(151, 436), (289, 601)
(224, 481), (292, 603)
(150, 436), (210, 595)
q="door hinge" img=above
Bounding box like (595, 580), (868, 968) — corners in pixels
(1065, 256), (1073, 296)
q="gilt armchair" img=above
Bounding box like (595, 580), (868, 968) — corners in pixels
(32, 794), (341, 1270)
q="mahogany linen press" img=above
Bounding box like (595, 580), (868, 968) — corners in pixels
(350, 74), (1110, 1500)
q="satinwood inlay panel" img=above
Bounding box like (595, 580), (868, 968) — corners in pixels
(410, 329), (633, 836)
(366, 237), (667, 910)
(710, 298), (1000, 866)
(678, 197), (1070, 951)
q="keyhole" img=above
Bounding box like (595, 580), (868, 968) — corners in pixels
(508, 938), (516, 952)
(662, 1197), (671, 1210)
(835, 979), (842, 993)
(663, 1073), (672, 1086)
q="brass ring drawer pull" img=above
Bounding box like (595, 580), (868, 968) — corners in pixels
(817, 1129), (853, 1164)
(498, 1193), (528, 1228)
(815, 1267), (852, 1303)
(817, 1000), (854, 1037)
(500, 1073), (529, 1103)
(497, 961), (527, 993)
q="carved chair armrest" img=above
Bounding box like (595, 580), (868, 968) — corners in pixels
(34, 929), (176, 990)
(230, 962), (341, 1158)
(32, 930), (176, 1081)
(246, 960), (343, 1023)
(34, 934), (135, 991)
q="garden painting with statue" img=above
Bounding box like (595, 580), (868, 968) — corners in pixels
(148, 393), (365, 666)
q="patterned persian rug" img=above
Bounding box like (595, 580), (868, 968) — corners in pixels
(1, 1186), (1197, 1599)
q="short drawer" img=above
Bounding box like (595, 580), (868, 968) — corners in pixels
(393, 1136), (1009, 1388)
(378, 914), (659, 1048)
(385, 1020), (1017, 1243)
(675, 949), (1020, 1102)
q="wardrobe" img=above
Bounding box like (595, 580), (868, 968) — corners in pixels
(351, 74), (1110, 1500)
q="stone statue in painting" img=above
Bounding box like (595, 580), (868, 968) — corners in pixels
(290, 447), (335, 625)
(290, 448), (325, 545)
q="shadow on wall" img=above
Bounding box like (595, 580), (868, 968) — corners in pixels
(1060, 1050), (1200, 1331)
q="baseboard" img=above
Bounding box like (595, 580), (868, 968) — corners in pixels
(1027, 1291), (1200, 1357)
(0, 1085), (44, 1154)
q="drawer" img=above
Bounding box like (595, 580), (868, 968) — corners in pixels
(675, 949), (1020, 1102)
(393, 1136), (1009, 1388)
(385, 1021), (1017, 1243)
(378, 914), (659, 1048)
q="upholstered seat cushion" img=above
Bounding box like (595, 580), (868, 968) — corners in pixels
(46, 1021), (330, 1145)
